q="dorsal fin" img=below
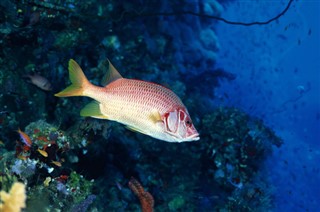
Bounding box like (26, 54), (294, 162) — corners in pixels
(101, 60), (123, 86)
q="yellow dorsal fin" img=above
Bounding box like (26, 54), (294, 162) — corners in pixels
(101, 60), (123, 86)
(80, 101), (108, 119)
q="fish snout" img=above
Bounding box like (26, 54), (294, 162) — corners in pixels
(188, 132), (200, 141)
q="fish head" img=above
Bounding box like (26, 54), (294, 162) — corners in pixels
(163, 107), (200, 142)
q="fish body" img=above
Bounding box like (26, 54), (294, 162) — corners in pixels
(37, 149), (48, 157)
(55, 59), (199, 142)
(51, 161), (62, 167)
(25, 74), (52, 91)
(17, 129), (32, 147)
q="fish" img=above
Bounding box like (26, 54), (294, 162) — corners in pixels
(55, 59), (199, 142)
(51, 161), (62, 167)
(25, 74), (52, 91)
(37, 149), (48, 157)
(17, 155), (28, 160)
(43, 177), (51, 187)
(17, 129), (32, 147)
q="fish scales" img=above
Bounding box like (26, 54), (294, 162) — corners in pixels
(89, 79), (183, 134)
(107, 79), (183, 111)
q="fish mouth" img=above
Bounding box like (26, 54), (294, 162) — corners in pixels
(188, 133), (200, 141)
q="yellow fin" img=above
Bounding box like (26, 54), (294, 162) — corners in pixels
(125, 125), (145, 134)
(80, 101), (108, 119)
(149, 110), (162, 123)
(55, 59), (89, 97)
(101, 60), (123, 86)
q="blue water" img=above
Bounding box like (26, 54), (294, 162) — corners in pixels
(215, 1), (320, 211)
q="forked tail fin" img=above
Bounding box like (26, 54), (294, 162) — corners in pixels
(55, 59), (90, 97)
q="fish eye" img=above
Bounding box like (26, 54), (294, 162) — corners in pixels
(185, 120), (192, 127)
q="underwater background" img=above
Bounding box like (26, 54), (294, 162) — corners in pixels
(0, 0), (319, 211)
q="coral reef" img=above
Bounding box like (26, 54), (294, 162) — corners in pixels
(202, 107), (283, 189)
(128, 177), (154, 212)
(0, 103), (282, 211)
(0, 182), (26, 212)
(0, 120), (95, 211)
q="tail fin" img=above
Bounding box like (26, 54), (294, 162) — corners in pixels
(55, 59), (90, 97)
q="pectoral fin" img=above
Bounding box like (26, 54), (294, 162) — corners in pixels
(149, 109), (162, 123)
(80, 101), (108, 119)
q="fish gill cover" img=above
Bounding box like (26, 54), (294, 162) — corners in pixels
(0, 0), (319, 211)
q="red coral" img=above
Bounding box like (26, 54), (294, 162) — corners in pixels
(34, 128), (40, 134)
(128, 177), (154, 212)
(37, 136), (49, 142)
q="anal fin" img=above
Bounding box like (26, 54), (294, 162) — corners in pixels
(125, 125), (145, 134)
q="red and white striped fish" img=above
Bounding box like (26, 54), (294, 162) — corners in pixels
(55, 59), (199, 142)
